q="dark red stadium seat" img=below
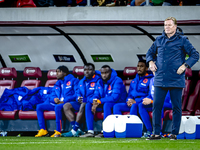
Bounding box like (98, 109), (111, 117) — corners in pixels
(169, 68), (194, 119)
(21, 67), (42, 90)
(94, 112), (104, 120)
(18, 110), (37, 120)
(44, 111), (55, 120)
(0, 68), (18, 120)
(16, 0), (36, 7)
(195, 109), (200, 116)
(0, 110), (18, 120)
(0, 67), (17, 97)
(192, 70), (200, 116)
(72, 66), (84, 79)
(45, 69), (57, 87)
(123, 67), (137, 92)
(181, 68), (193, 112)
(19, 69), (56, 120)
(18, 110), (56, 120)
(0, 0), (5, 3)
(122, 112), (130, 115)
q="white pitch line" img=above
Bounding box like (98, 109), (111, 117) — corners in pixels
(0, 141), (196, 145)
(0, 142), (65, 145)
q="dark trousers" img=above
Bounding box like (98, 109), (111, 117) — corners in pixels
(153, 86), (182, 135)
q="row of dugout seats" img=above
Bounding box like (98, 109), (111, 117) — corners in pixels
(0, 66), (200, 127)
(0, 66), (84, 120)
(0, 66), (85, 96)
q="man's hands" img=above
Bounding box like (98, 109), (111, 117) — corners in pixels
(142, 98), (152, 105)
(149, 61), (157, 73)
(92, 99), (100, 114)
(78, 96), (83, 104)
(127, 98), (136, 107)
(54, 98), (60, 104)
(150, 61), (187, 75)
(54, 98), (64, 104)
(177, 64), (187, 75)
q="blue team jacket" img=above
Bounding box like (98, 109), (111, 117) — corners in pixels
(146, 28), (199, 88)
(0, 87), (30, 111)
(76, 71), (101, 103)
(126, 73), (153, 103)
(49, 74), (79, 105)
(90, 69), (127, 104)
(0, 86), (53, 111)
(21, 87), (53, 111)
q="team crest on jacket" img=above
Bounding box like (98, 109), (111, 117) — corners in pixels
(66, 81), (72, 88)
(141, 78), (148, 86)
(90, 82), (95, 87)
(143, 79), (148, 83)
(108, 85), (112, 93)
(89, 82), (95, 90)
(67, 81), (71, 86)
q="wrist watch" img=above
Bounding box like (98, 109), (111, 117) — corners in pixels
(184, 63), (189, 68)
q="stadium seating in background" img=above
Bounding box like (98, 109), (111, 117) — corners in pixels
(16, 0), (36, 7)
(123, 67), (137, 92)
(20, 67), (42, 90)
(0, 68), (18, 119)
(45, 69), (57, 87)
(192, 70), (200, 115)
(168, 68), (195, 119)
(0, 67), (17, 98)
(0, 110), (18, 119)
(182, 68), (193, 111)
(72, 66), (84, 79)
(0, 0), (5, 3)
(19, 69), (57, 120)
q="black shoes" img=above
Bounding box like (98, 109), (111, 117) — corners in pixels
(170, 134), (177, 140)
(146, 134), (177, 140)
(146, 135), (161, 140)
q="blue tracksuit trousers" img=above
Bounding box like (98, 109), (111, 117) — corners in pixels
(36, 102), (64, 132)
(153, 86), (182, 135)
(85, 102), (115, 131)
(113, 103), (138, 115)
(138, 102), (172, 132)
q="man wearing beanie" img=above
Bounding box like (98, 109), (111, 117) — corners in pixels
(35, 65), (79, 137)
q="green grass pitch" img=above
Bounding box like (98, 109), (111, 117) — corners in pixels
(0, 137), (200, 150)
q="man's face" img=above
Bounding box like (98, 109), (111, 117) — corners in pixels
(164, 20), (177, 35)
(56, 69), (66, 80)
(84, 65), (95, 79)
(137, 62), (148, 76)
(101, 67), (111, 81)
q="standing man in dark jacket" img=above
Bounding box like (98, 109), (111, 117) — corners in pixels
(146, 17), (199, 140)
